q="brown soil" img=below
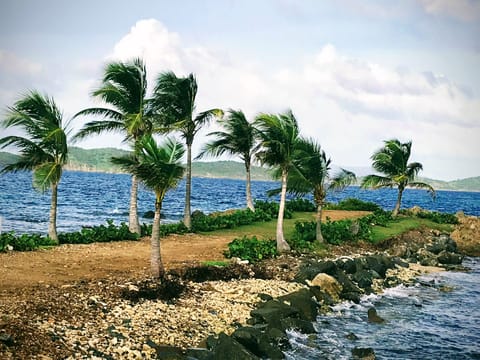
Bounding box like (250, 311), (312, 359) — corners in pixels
(0, 210), (368, 291)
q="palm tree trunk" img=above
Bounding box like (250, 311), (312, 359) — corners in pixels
(184, 143), (192, 229)
(245, 161), (255, 211)
(129, 175), (141, 235)
(315, 203), (324, 243)
(48, 182), (59, 243)
(276, 169), (291, 253)
(393, 187), (404, 217)
(151, 195), (165, 279)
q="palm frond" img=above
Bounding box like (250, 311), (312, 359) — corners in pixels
(361, 174), (395, 189)
(329, 169), (356, 191)
(407, 181), (436, 199)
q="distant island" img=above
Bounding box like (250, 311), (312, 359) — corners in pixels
(1, 147), (479, 191)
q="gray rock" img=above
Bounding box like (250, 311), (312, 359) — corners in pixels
(277, 288), (318, 321)
(367, 308), (385, 324)
(437, 251), (463, 265)
(352, 347), (376, 359)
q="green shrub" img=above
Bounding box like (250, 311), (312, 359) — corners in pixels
(141, 222), (189, 237)
(224, 236), (277, 262)
(254, 200), (293, 219)
(58, 220), (139, 244)
(325, 198), (382, 212)
(416, 210), (459, 224)
(0, 232), (56, 252)
(286, 198), (316, 212)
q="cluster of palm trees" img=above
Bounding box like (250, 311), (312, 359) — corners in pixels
(0, 57), (435, 278)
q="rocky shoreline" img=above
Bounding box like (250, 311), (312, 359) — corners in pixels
(1, 223), (474, 359)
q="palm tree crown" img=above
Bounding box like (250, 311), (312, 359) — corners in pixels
(0, 91), (69, 241)
(197, 109), (258, 211)
(153, 71), (223, 228)
(255, 110), (302, 252)
(361, 139), (435, 216)
(112, 135), (185, 278)
(73, 58), (151, 234)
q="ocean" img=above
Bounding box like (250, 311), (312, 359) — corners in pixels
(0, 170), (478, 235)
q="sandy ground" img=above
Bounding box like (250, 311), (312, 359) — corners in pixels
(0, 210), (369, 291)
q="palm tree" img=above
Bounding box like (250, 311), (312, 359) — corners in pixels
(0, 91), (69, 242)
(153, 72), (223, 229)
(74, 58), (152, 234)
(197, 109), (258, 211)
(270, 138), (356, 243)
(112, 135), (185, 278)
(361, 139), (435, 217)
(254, 110), (302, 252)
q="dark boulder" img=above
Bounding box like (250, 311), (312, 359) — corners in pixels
(232, 327), (284, 359)
(427, 235), (458, 254)
(352, 269), (376, 290)
(250, 300), (299, 329)
(367, 308), (385, 324)
(333, 269), (362, 303)
(277, 288), (318, 321)
(266, 327), (291, 351)
(185, 348), (213, 360)
(365, 255), (394, 278)
(294, 260), (338, 283)
(209, 333), (260, 360)
(280, 317), (316, 334)
(437, 250), (463, 265)
(309, 286), (336, 306)
(352, 347), (376, 359)
(335, 258), (358, 274)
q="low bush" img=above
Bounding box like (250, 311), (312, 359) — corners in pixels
(224, 236), (277, 262)
(286, 198), (316, 212)
(325, 198), (382, 212)
(58, 220), (139, 244)
(0, 232), (56, 252)
(416, 210), (459, 224)
(141, 222), (189, 237)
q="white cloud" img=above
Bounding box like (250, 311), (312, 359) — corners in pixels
(418, 0), (480, 21)
(0, 50), (42, 75)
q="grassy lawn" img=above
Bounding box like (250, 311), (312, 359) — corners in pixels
(208, 211), (454, 247)
(370, 217), (454, 244)
(208, 212), (315, 239)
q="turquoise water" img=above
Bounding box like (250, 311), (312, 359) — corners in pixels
(0, 170), (479, 234)
(286, 257), (480, 359)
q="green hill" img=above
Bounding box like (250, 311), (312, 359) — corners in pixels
(1, 148), (478, 190)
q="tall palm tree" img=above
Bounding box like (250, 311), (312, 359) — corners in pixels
(0, 91), (69, 242)
(153, 72), (223, 229)
(270, 138), (356, 243)
(197, 109), (258, 211)
(254, 110), (302, 252)
(74, 58), (152, 234)
(112, 135), (185, 278)
(361, 139), (435, 217)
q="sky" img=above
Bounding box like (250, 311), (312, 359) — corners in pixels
(0, 0), (479, 181)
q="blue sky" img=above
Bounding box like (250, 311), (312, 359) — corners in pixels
(0, 0), (479, 180)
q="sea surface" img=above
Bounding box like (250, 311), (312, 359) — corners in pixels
(0, 170), (479, 234)
(286, 257), (480, 359)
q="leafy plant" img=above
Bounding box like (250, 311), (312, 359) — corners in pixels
(58, 220), (139, 244)
(325, 198), (382, 212)
(286, 198), (316, 212)
(416, 210), (459, 224)
(224, 236), (277, 262)
(0, 232), (56, 252)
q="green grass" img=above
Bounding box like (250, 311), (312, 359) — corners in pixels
(207, 212), (315, 239)
(370, 217), (454, 244)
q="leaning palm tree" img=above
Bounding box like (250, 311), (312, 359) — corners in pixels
(74, 58), (152, 234)
(254, 110), (302, 252)
(112, 135), (185, 278)
(197, 109), (258, 211)
(269, 138), (356, 243)
(0, 91), (69, 242)
(153, 72), (223, 229)
(361, 139), (435, 217)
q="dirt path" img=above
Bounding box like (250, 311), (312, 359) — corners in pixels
(0, 210), (369, 290)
